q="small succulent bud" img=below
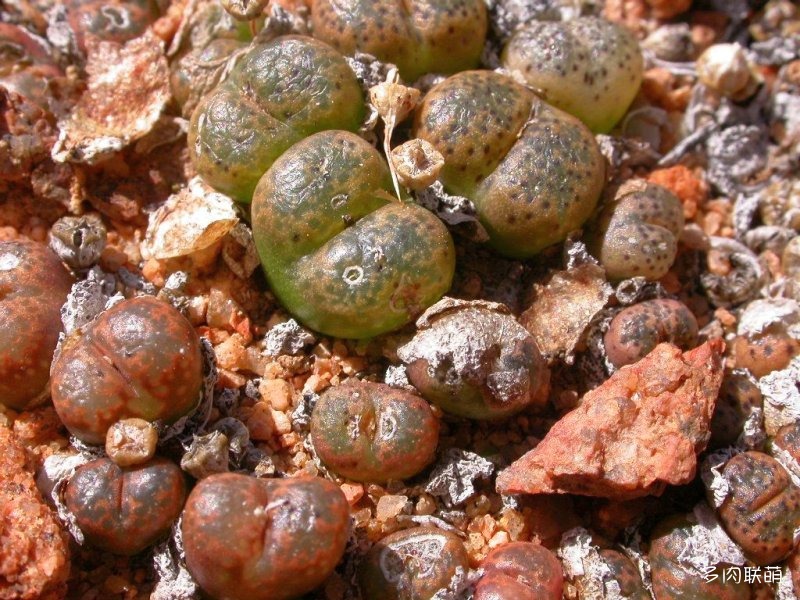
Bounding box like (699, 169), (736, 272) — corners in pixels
(696, 43), (761, 101)
(48, 214), (107, 271)
(220, 0), (267, 21)
(105, 418), (158, 467)
(392, 138), (444, 190)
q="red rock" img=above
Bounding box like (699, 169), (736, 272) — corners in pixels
(496, 340), (725, 500)
(0, 426), (70, 600)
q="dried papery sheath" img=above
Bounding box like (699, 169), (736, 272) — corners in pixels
(424, 448), (495, 507)
(414, 181), (489, 242)
(520, 240), (612, 364)
(38, 451), (93, 544)
(222, 222), (260, 279)
(701, 237), (764, 308)
(161, 338), (217, 443)
(557, 528), (623, 600)
(142, 177), (239, 260)
(760, 357), (800, 436)
(675, 503), (748, 573)
(700, 448), (741, 508)
(738, 298), (800, 339)
(52, 31), (170, 164)
(263, 319), (316, 358)
(151, 520), (200, 600)
(58, 266), (116, 336)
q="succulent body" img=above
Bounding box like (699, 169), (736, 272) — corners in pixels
(596, 549), (650, 599)
(358, 526), (469, 600)
(397, 299), (550, 420)
(732, 331), (799, 378)
(474, 542), (563, 600)
(0, 240), (73, 411)
(714, 451), (800, 565)
(588, 180), (684, 281)
(64, 0), (160, 52)
(65, 456), (185, 555)
(182, 473), (349, 600)
(252, 130), (455, 338)
(414, 71), (605, 258)
(649, 514), (751, 599)
(189, 35), (364, 203)
(710, 372), (763, 449)
(604, 299), (699, 368)
(51, 295), (204, 444)
(502, 17), (643, 133)
(311, 380), (439, 482)
(310, 0), (487, 82)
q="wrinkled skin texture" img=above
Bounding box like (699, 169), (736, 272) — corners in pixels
(588, 180), (684, 281)
(310, 0), (487, 81)
(182, 473), (349, 600)
(497, 341), (725, 499)
(502, 17), (643, 133)
(397, 300), (550, 420)
(649, 514), (751, 599)
(311, 380), (439, 482)
(252, 130), (455, 338)
(0, 24), (64, 112)
(474, 542), (563, 600)
(710, 372), (763, 449)
(358, 526), (469, 600)
(189, 36), (364, 203)
(714, 451), (800, 565)
(0, 240), (73, 411)
(51, 295), (203, 444)
(414, 71), (604, 258)
(65, 456), (186, 555)
(604, 299), (699, 368)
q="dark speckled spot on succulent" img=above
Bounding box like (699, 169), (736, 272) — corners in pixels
(587, 180), (684, 281)
(413, 71), (605, 258)
(0, 240), (73, 411)
(311, 0), (487, 82)
(252, 130), (455, 338)
(188, 35), (364, 203)
(65, 456), (186, 555)
(502, 17), (643, 133)
(604, 299), (699, 368)
(51, 295), (204, 444)
(713, 451), (800, 565)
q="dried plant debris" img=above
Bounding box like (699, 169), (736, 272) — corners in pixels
(415, 181), (489, 242)
(497, 341), (725, 500)
(701, 237), (765, 308)
(151, 522), (200, 600)
(51, 31), (170, 164)
(677, 502), (748, 573)
(142, 177), (239, 260)
(705, 125), (768, 197)
(59, 266), (119, 336)
(738, 298), (800, 339)
(424, 448), (495, 508)
(263, 319), (316, 358)
(520, 243), (612, 364)
(557, 528), (630, 600)
(759, 356), (800, 436)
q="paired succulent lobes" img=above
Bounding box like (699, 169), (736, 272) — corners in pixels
(188, 35), (364, 203)
(0, 240), (73, 411)
(182, 473), (350, 600)
(252, 130), (455, 338)
(414, 71), (605, 258)
(311, 0), (487, 82)
(502, 17), (643, 133)
(51, 295), (204, 444)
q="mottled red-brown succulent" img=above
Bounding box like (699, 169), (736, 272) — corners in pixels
(474, 542), (563, 600)
(0, 240), (73, 411)
(358, 526), (469, 600)
(182, 473), (350, 600)
(51, 295), (204, 444)
(65, 456), (186, 555)
(713, 451), (800, 565)
(310, 380), (439, 483)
